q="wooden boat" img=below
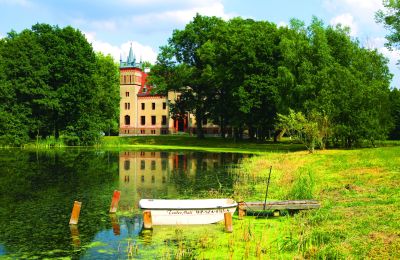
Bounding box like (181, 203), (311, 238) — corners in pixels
(237, 200), (320, 219)
(139, 198), (237, 225)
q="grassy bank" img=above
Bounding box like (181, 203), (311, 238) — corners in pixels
(99, 135), (306, 154)
(139, 146), (400, 259)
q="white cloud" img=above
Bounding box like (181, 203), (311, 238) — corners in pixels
(0, 0), (31, 7)
(84, 32), (157, 64)
(324, 0), (382, 19)
(129, 1), (233, 28)
(330, 13), (358, 36)
(379, 47), (400, 67)
(278, 21), (288, 28)
(324, 0), (384, 37)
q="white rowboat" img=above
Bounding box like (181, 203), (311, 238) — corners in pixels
(139, 198), (237, 225)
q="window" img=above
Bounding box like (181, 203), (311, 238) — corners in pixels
(140, 160), (145, 170)
(141, 103), (145, 110)
(163, 102), (167, 109)
(124, 75), (126, 84)
(151, 130), (156, 134)
(162, 115), (167, 125)
(140, 129), (145, 134)
(151, 160), (156, 170)
(125, 103), (130, 110)
(161, 129), (168, 135)
(162, 160), (167, 170)
(129, 75), (132, 84)
(142, 87), (147, 93)
(124, 115), (130, 125)
(141, 116), (146, 125)
(151, 175), (155, 183)
(125, 92), (129, 97)
(141, 175), (144, 182)
(152, 103), (155, 110)
(124, 160), (130, 170)
(151, 116), (156, 125)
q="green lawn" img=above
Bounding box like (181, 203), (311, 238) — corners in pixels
(99, 135), (305, 154)
(196, 146), (400, 259)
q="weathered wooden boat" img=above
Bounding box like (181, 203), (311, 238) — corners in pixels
(238, 200), (320, 219)
(139, 198), (237, 225)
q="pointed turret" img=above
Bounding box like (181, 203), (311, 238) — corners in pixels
(127, 43), (136, 65)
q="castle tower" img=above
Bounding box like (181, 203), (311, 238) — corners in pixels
(119, 44), (178, 135)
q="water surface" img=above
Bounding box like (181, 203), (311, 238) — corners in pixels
(0, 149), (245, 259)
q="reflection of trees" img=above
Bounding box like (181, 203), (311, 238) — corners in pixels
(0, 149), (119, 259)
(169, 152), (245, 197)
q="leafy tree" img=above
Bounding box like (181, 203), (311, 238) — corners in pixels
(0, 24), (120, 146)
(276, 109), (320, 153)
(389, 88), (400, 139)
(92, 53), (120, 136)
(376, 0), (400, 50)
(150, 14), (225, 138)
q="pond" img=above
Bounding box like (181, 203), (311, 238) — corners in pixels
(0, 149), (247, 259)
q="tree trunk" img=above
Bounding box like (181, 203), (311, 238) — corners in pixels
(196, 111), (205, 139)
(220, 117), (226, 138)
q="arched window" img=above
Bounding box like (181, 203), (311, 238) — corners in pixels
(124, 160), (130, 170)
(125, 115), (130, 125)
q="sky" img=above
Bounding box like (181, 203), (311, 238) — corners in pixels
(1, 0), (399, 87)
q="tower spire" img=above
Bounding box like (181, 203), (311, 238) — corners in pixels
(127, 43), (135, 65)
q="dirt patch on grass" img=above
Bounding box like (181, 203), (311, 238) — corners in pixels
(367, 232), (400, 258)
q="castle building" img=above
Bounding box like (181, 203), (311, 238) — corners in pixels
(119, 45), (219, 136)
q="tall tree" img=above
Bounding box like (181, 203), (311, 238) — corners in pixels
(376, 0), (400, 50)
(0, 24), (120, 146)
(150, 14), (225, 138)
(92, 53), (120, 136)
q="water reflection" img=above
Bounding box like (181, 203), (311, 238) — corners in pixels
(118, 151), (245, 209)
(0, 149), (246, 259)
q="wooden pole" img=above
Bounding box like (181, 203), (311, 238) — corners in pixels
(224, 212), (233, 233)
(143, 210), (152, 229)
(69, 224), (80, 247)
(69, 201), (82, 225)
(263, 166), (272, 210)
(238, 202), (246, 220)
(109, 190), (121, 213)
(109, 213), (120, 235)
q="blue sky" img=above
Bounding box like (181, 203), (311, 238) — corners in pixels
(1, 0), (399, 87)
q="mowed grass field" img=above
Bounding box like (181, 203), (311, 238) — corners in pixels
(208, 146), (400, 259)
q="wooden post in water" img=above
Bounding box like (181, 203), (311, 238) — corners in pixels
(143, 210), (152, 229)
(224, 212), (233, 233)
(69, 224), (80, 247)
(238, 202), (246, 220)
(69, 201), (82, 225)
(109, 190), (121, 213)
(109, 213), (120, 235)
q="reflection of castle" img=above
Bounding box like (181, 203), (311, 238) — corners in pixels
(118, 151), (240, 210)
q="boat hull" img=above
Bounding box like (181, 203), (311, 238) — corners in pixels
(139, 199), (237, 225)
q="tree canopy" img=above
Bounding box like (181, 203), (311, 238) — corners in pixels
(150, 14), (394, 147)
(0, 24), (120, 146)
